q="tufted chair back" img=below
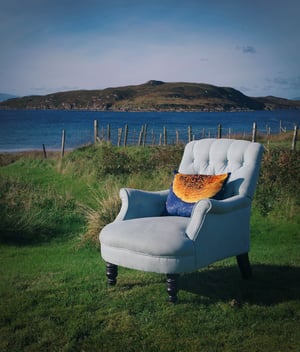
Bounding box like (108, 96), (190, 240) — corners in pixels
(178, 138), (264, 200)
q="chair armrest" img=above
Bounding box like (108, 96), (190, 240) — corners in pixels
(186, 195), (251, 241)
(115, 188), (169, 221)
(208, 195), (252, 214)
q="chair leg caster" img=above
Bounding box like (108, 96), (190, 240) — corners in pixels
(106, 262), (118, 286)
(166, 274), (179, 303)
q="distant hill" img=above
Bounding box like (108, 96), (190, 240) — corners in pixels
(255, 96), (300, 110)
(1, 81), (300, 111)
(0, 93), (18, 102)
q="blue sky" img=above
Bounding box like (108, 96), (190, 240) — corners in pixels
(1, 0), (300, 98)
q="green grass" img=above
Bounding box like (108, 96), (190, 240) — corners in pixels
(0, 143), (299, 351)
(1, 220), (299, 352)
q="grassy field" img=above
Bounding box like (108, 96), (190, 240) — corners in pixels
(0, 139), (299, 352)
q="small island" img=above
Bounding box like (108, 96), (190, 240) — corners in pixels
(1, 80), (300, 112)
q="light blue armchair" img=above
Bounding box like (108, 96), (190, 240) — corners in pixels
(100, 138), (264, 302)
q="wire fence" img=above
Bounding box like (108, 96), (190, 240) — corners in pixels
(43, 120), (298, 159)
(93, 120), (298, 149)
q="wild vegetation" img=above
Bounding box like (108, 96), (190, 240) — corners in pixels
(0, 136), (299, 351)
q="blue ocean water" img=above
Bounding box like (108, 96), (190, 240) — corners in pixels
(0, 109), (299, 151)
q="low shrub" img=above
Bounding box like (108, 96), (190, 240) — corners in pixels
(254, 148), (300, 218)
(79, 183), (121, 246)
(63, 144), (184, 180)
(1, 143), (299, 246)
(0, 176), (84, 244)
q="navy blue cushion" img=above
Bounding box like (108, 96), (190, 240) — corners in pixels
(166, 172), (229, 217)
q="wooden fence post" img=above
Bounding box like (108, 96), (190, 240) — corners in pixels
(163, 127), (167, 146)
(132, 129), (136, 145)
(107, 124), (111, 142)
(159, 133), (162, 146)
(117, 128), (123, 147)
(138, 125), (144, 146)
(176, 129), (179, 145)
(61, 129), (66, 159)
(279, 120), (286, 133)
(252, 122), (257, 142)
(292, 124), (298, 151)
(42, 144), (47, 159)
(151, 129), (155, 145)
(267, 126), (271, 151)
(100, 127), (104, 141)
(94, 120), (98, 144)
(124, 124), (128, 147)
(279, 120), (282, 134)
(143, 124), (147, 146)
(217, 124), (222, 139)
(188, 126), (192, 142)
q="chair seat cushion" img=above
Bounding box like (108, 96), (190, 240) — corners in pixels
(100, 216), (193, 257)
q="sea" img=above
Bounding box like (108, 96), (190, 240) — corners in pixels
(0, 109), (299, 152)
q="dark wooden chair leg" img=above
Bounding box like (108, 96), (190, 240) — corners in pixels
(236, 253), (252, 279)
(166, 274), (179, 303)
(106, 262), (118, 286)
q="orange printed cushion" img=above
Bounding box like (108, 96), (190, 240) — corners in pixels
(166, 172), (229, 217)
